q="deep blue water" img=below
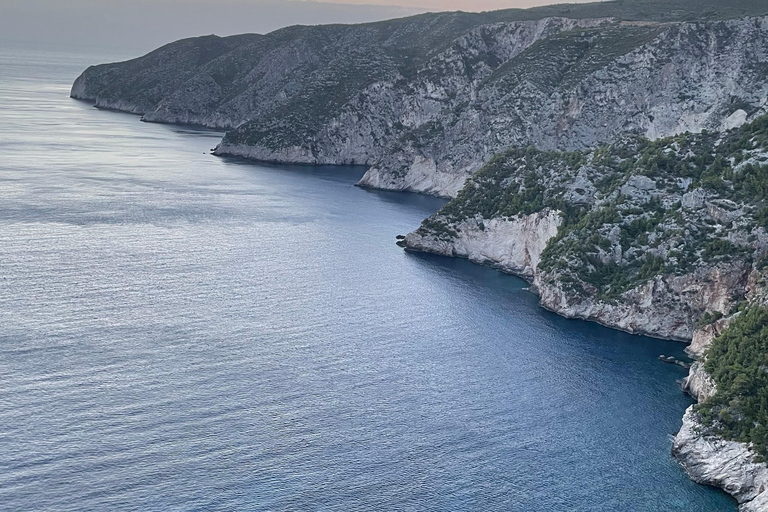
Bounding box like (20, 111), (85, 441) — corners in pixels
(0, 44), (737, 511)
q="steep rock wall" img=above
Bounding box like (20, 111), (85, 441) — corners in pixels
(73, 16), (768, 198)
(403, 209), (562, 280)
(673, 407), (768, 511)
(674, 317), (768, 511)
(223, 17), (768, 197)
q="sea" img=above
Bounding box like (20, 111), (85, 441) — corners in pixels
(0, 42), (737, 511)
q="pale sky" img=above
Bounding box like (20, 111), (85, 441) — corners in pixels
(319, 0), (594, 9)
(0, 0), (599, 52)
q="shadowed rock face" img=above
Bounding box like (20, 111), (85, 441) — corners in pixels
(73, 2), (768, 197)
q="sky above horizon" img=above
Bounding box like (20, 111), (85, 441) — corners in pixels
(319, 0), (595, 9)
(0, 0), (600, 53)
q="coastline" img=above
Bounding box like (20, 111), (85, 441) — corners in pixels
(69, 91), (761, 509)
(401, 219), (768, 511)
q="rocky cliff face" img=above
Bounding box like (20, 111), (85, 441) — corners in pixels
(672, 311), (768, 511)
(71, 34), (263, 121)
(353, 17), (768, 197)
(403, 209), (562, 280)
(72, 7), (768, 197)
(535, 263), (751, 341)
(219, 16), (768, 197)
(404, 210), (754, 340)
(403, 119), (768, 339)
(681, 361), (718, 402)
(673, 407), (768, 511)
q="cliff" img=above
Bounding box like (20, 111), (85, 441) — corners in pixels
(672, 310), (768, 511)
(403, 209), (562, 280)
(403, 117), (768, 339)
(353, 16), (768, 197)
(673, 407), (768, 511)
(72, 2), (768, 197)
(403, 118), (768, 506)
(70, 0), (768, 506)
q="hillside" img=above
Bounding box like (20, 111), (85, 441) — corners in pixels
(72, 1), (768, 196)
(405, 114), (768, 337)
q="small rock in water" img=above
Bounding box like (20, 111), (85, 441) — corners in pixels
(658, 355), (691, 368)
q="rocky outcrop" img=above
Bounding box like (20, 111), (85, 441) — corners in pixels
(403, 209), (561, 280)
(402, 119), (768, 340)
(686, 318), (732, 358)
(681, 361), (718, 402)
(673, 407), (768, 511)
(351, 17), (768, 197)
(405, 216), (752, 340)
(672, 309), (768, 510)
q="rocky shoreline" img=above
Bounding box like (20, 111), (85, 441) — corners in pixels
(403, 226), (767, 510)
(68, 4), (768, 508)
(674, 321), (768, 511)
(673, 407), (768, 511)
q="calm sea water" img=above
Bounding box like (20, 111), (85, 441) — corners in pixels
(0, 44), (736, 511)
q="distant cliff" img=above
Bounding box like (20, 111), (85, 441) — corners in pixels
(72, 1), (768, 197)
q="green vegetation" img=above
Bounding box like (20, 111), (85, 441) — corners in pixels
(438, 147), (587, 221)
(696, 310), (725, 329)
(698, 307), (768, 460)
(488, 25), (664, 90)
(418, 113), (768, 302)
(226, 50), (394, 149)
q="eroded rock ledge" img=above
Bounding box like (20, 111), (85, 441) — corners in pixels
(403, 209), (562, 281)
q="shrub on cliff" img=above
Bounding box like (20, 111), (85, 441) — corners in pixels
(419, 112), (768, 307)
(698, 306), (768, 459)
